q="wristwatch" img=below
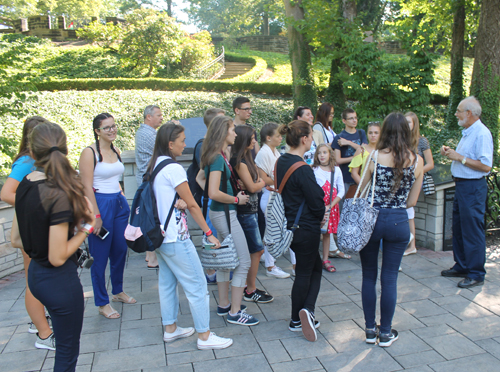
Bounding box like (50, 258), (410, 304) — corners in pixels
(462, 157), (467, 165)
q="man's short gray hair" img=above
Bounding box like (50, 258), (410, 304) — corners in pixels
(461, 96), (482, 117)
(144, 105), (161, 120)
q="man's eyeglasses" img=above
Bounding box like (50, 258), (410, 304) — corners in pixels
(98, 125), (117, 133)
(345, 117), (357, 121)
(239, 107), (252, 111)
(456, 109), (469, 114)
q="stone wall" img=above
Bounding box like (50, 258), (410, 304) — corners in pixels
(414, 182), (455, 251)
(0, 203), (23, 279)
(213, 35), (289, 54)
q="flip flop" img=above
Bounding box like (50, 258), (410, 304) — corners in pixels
(329, 249), (351, 260)
(99, 306), (120, 319)
(147, 264), (159, 270)
(322, 260), (336, 273)
(112, 293), (137, 304)
(403, 248), (417, 256)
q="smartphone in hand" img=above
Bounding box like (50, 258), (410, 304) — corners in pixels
(98, 226), (110, 240)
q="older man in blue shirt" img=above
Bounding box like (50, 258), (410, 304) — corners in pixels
(440, 96), (493, 288)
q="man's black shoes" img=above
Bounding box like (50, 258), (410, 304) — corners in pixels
(457, 277), (484, 288)
(441, 268), (468, 278)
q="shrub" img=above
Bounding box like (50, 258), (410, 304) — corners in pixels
(76, 21), (123, 49)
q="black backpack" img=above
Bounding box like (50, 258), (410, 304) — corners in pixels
(124, 159), (178, 253)
(186, 138), (204, 207)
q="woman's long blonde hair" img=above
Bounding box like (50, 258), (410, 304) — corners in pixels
(312, 143), (336, 172)
(404, 112), (420, 152)
(200, 115), (233, 168)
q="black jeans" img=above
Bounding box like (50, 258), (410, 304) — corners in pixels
(290, 228), (322, 321)
(29, 259), (84, 372)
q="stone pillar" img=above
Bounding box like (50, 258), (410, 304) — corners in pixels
(57, 16), (66, 29)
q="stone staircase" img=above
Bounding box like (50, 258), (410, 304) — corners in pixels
(219, 62), (253, 79)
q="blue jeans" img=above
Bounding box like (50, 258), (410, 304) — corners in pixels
(88, 192), (130, 306)
(237, 213), (264, 254)
(156, 238), (210, 333)
(360, 208), (409, 334)
(452, 179), (487, 281)
(29, 259), (84, 372)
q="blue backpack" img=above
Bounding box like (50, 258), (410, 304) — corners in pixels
(124, 159), (178, 253)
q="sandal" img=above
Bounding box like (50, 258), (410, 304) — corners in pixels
(99, 305), (120, 319)
(112, 292), (137, 304)
(329, 249), (351, 260)
(322, 260), (336, 273)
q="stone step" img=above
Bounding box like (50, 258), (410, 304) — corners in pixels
(219, 62), (253, 80)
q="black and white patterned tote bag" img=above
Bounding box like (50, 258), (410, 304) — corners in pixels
(338, 150), (379, 254)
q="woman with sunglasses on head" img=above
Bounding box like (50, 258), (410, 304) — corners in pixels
(1, 116), (55, 351)
(11, 122), (95, 371)
(79, 113), (136, 320)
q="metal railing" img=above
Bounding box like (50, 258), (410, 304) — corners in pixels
(197, 47), (225, 80)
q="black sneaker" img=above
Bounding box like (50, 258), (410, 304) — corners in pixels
(299, 308), (317, 342)
(379, 329), (399, 347)
(289, 319), (320, 332)
(243, 288), (274, 303)
(365, 326), (379, 344)
(217, 304), (247, 317)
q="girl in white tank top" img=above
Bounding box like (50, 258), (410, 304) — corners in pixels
(79, 113), (135, 320)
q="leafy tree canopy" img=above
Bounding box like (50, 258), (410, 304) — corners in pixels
(186, 0), (284, 36)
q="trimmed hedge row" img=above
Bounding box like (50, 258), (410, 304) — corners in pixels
(33, 78), (293, 95)
(32, 78), (449, 104)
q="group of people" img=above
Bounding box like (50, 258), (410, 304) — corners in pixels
(1, 94), (493, 371)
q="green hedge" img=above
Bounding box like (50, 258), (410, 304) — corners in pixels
(33, 78), (292, 95)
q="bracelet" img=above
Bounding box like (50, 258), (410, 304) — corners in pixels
(234, 196), (239, 204)
(81, 223), (94, 235)
(205, 229), (213, 237)
(95, 214), (101, 219)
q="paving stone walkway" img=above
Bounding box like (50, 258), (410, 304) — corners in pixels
(1, 245), (500, 372)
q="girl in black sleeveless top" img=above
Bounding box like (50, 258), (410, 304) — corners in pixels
(12, 122), (95, 371)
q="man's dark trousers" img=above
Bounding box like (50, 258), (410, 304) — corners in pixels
(452, 178), (487, 281)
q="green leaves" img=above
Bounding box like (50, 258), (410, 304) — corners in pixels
(0, 90), (294, 177)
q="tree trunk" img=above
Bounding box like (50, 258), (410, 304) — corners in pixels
(470, 0), (500, 161)
(325, 0), (356, 121)
(167, 0), (173, 17)
(283, 0), (317, 110)
(445, 0), (465, 130)
(262, 12), (269, 35)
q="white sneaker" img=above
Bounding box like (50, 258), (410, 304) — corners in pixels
(163, 326), (195, 342)
(197, 332), (233, 350)
(28, 315), (52, 334)
(35, 333), (56, 351)
(266, 266), (291, 279)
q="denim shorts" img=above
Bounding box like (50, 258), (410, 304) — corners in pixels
(237, 213), (264, 254)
